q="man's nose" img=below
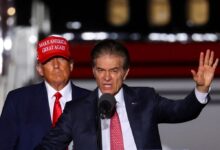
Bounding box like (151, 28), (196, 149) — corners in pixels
(104, 71), (111, 80)
(52, 58), (59, 68)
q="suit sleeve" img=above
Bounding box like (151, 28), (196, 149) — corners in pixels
(157, 89), (209, 123)
(0, 92), (19, 150)
(35, 103), (74, 150)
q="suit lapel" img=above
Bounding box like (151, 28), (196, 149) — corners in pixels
(77, 89), (99, 150)
(123, 85), (143, 148)
(34, 82), (52, 126)
(25, 82), (52, 140)
(71, 83), (78, 100)
(39, 82), (52, 125)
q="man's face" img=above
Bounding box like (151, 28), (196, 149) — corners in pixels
(37, 57), (73, 90)
(93, 54), (129, 95)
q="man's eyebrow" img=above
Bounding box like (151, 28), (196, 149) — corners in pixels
(110, 67), (120, 70)
(95, 67), (121, 70)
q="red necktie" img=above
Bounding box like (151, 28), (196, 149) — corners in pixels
(52, 92), (62, 127)
(110, 111), (124, 150)
(52, 92), (69, 150)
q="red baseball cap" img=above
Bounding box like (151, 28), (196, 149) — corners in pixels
(37, 35), (71, 63)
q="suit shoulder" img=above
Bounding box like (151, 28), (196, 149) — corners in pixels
(72, 85), (91, 93)
(65, 90), (95, 110)
(7, 82), (43, 96)
(71, 84), (91, 98)
(125, 85), (156, 94)
(3, 83), (45, 110)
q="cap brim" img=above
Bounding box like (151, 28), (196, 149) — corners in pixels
(40, 53), (70, 63)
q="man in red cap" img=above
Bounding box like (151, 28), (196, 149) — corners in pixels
(0, 35), (90, 150)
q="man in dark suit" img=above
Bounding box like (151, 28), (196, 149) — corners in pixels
(0, 35), (90, 150)
(35, 40), (219, 150)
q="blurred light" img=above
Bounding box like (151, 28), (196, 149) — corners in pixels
(149, 33), (189, 42)
(0, 55), (2, 75)
(148, 33), (160, 41)
(4, 37), (12, 51)
(160, 33), (167, 41)
(166, 34), (176, 42)
(81, 32), (108, 40)
(203, 33), (218, 41)
(0, 38), (3, 75)
(176, 33), (188, 42)
(41, 20), (51, 34)
(62, 33), (75, 41)
(96, 32), (108, 40)
(66, 21), (81, 30)
(7, 7), (16, 16)
(129, 33), (141, 41)
(192, 33), (203, 42)
(81, 32), (95, 40)
(109, 32), (119, 39)
(6, 17), (15, 26)
(0, 38), (3, 53)
(28, 35), (38, 44)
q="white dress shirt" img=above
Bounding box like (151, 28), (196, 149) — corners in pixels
(100, 89), (137, 150)
(45, 81), (72, 120)
(100, 87), (208, 150)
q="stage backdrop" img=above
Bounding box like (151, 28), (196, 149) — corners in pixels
(69, 41), (220, 79)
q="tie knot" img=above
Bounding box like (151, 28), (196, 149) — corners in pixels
(54, 92), (62, 100)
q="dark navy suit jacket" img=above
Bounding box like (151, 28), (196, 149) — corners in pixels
(0, 82), (90, 150)
(35, 84), (208, 150)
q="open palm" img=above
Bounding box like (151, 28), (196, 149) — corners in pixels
(191, 49), (219, 92)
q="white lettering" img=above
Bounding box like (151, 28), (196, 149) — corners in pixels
(39, 39), (67, 48)
(41, 45), (66, 53)
(42, 45), (54, 53)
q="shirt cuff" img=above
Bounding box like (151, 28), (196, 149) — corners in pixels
(195, 87), (210, 104)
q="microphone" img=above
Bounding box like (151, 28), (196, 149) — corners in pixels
(98, 93), (116, 119)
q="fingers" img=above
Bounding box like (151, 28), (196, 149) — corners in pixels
(199, 51), (204, 67)
(202, 49), (218, 68)
(213, 58), (219, 69)
(191, 69), (197, 79)
(208, 50), (214, 66)
(206, 51), (219, 69)
(204, 49), (210, 66)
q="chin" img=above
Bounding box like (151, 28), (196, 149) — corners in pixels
(101, 90), (113, 94)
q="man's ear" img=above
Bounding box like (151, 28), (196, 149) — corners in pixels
(36, 64), (44, 76)
(70, 61), (74, 72)
(123, 68), (130, 80)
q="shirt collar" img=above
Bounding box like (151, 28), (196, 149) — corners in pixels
(98, 88), (124, 106)
(45, 81), (72, 102)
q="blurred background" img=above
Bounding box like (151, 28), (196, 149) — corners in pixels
(0, 0), (219, 149)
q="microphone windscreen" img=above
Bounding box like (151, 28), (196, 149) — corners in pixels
(98, 93), (116, 119)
